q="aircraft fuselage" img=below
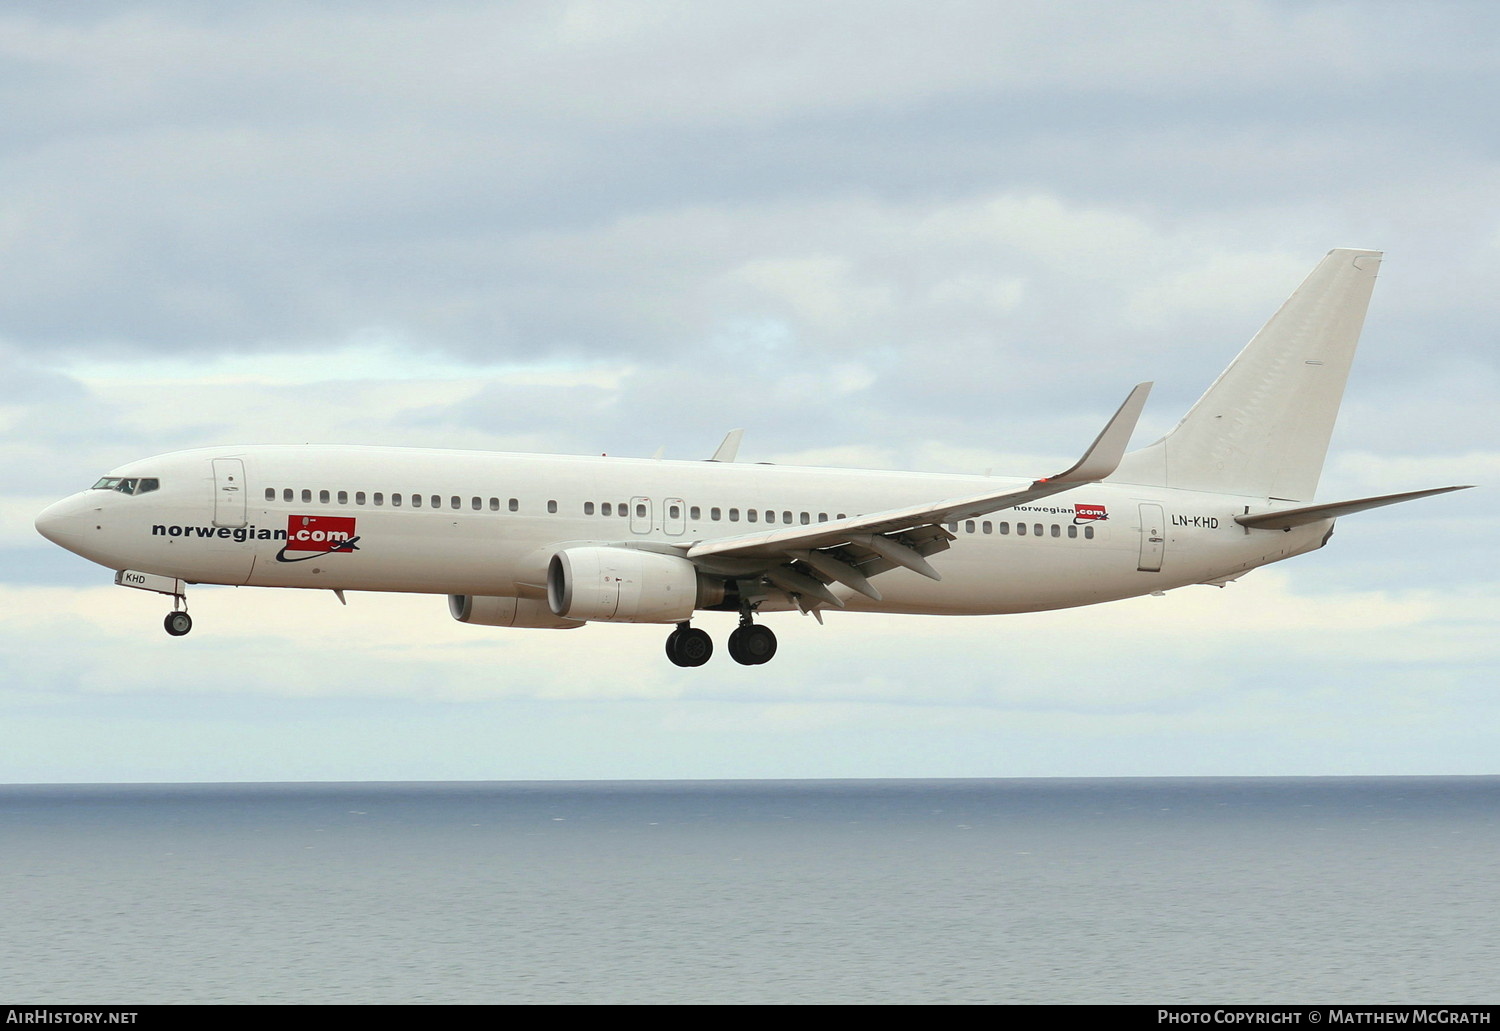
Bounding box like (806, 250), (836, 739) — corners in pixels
(36, 444), (1329, 617)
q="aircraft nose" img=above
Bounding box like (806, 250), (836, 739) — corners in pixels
(35, 495), (89, 546)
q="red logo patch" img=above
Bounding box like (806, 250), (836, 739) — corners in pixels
(1074, 504), (1108, 523)
(284, 515), (359, 553)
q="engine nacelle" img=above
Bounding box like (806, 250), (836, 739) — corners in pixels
(547, 546), (704, 623)
(448, 594), (585, 630)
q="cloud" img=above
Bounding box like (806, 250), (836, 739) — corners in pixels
(4, 568), (1490, 705)
(5, 2), (1499, 367)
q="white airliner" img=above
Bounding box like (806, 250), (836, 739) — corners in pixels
(35, 249), (1469, 666)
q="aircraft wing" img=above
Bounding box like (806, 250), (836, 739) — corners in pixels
(681, 383), (1151, 609)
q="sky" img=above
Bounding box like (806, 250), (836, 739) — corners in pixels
(2, 1), (1496, 783)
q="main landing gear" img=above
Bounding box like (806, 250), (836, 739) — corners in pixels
(664, 616), (779, 667)
(728, 616), (777, 666)
(665, 623), (712, 667)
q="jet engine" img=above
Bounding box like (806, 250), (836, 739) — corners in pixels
(547, 546), (710, 623)
(448, 594), (585, 629)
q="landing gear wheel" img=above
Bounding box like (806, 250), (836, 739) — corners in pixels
(665, 626), (713, 667)
(728, 624), (777, 665)
(164, 611), (193, 637)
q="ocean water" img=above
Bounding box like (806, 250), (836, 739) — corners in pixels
(1, 777), (1496, 1004)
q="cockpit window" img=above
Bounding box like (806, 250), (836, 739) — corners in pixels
(90, 476), (160, 496)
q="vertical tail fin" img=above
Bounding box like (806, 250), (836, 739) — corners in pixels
(1110, 248), (1382, 500)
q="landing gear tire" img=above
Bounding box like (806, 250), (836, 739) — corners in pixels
(728, 624), (777, 665)
(665, 625), (713, 667)
(164, 611), (193, 637)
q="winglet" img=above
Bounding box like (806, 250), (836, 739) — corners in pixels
(1034, 382), (1152, 486)
(708, 429), (744, 463)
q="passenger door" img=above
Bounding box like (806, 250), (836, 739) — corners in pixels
(1137, 503), (1165, 572)
(212, 458), (248, 528)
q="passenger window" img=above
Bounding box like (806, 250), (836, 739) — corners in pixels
(711, 507), (721, 521)
(1017, 523), (1027, 536)
(337, 491), (348, 504)
(1067, 525), (1077, 538)
(965, 520), (976, 534)
(1085, 525), (1095, 539)
(689, 506), (700, 520)
(430, 496), (440, 509)
(374, 493), (384, 506)
(748, 510), (758, 523)
(451, 497), (460, 510)
(509, 498), (519, 512)
(471, 497), (480, 511)
(489, 498), (499, 511)
(355, 492), (366, 505)
(1051, 524), (1060, 537)
(412, 495), (423, 509)
(947, 522), (957, 532)
(392, 494), (403, 507)
(585, 502), (595, 515)
(669, 504), (681, 519)
(1034, 524), (1043, 536)
(982, 521), (992, 534)
(602, 502), (612, 516)
(800, 512), (809, 524)
(320, 490), (330, 504)
(818, 513), (828, 522)
(265, 488), (275, 501)
(729, 508), (740, 522)
(549, 500), (559, 514)
(635, 503), (645, 518)
(302, 490), (312, 503)
(283, 489), (293, 502)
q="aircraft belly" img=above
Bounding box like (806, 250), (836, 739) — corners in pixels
(245, 539), (535, 594)
(843, 545), (1142, 615)
(840, 529), (1263, 616)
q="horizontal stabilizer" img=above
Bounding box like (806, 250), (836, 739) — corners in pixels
(1235, 485), (1472, 530)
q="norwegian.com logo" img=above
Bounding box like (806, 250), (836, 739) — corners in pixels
(275, 515), (361, 563)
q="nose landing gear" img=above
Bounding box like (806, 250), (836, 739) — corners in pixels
(113, 570), (194, 638)
(163, 592), (192, 637)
